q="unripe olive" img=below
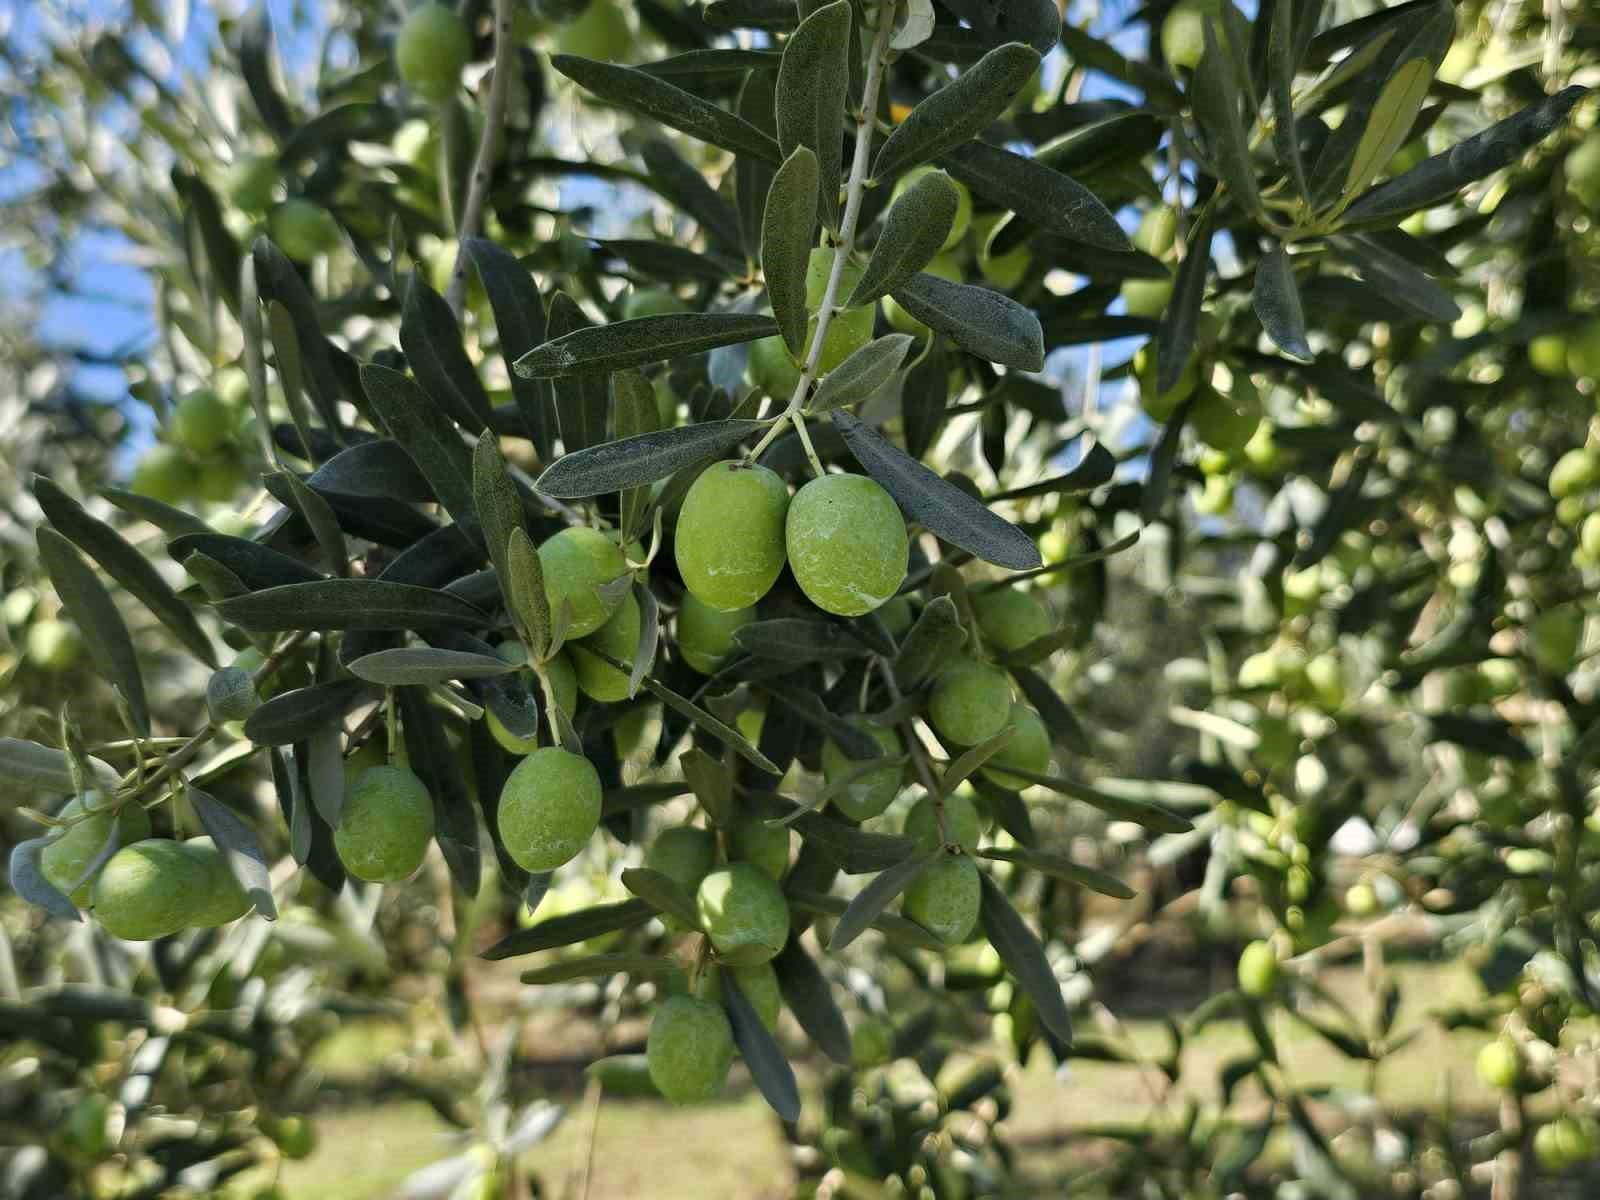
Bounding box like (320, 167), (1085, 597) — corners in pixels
(851, 1017), (894, 1067)
(1134, 342), (1198, 422)
(928, 659), (1013, 746)
(979, 704), (1052, 790)
(42, 794), (152, 905)
(903, 791), (982, 851)
(1121, 275), (1174, 319)
(747, 249), (876, 395)
(1528, 333), (1570, 377)
(225, 153), (279, 212)
(270, 199), (340, 260)
(878, 594), (914, 637)
(335, 765), (435, 882)
(195, 458), (246, 504)
(66, 1093), (112, 1157)
(570, 591), (642, 703)
(971, 587), (1050, 654)
(786, 474), (908, 617)
(181, 836), (252, 927)
(92, 839), (213, 940)
(676, 593), (755, 675)
(1530, 607), (1583, 674)
(1237, 939), (1280, 997)
(975, 213), (1031, 290)
(696, 863), (789, 964)
(498, 747), (602, 872)
(538, 526), (628, 639)
(902, 853), (981, 945)
(172, 390), (233, 455)
(698, 962), (782, 1031)
(270, 1114), (318, 1160)
(675, 461), (790, 611)
(643, 825), (717, 900)
(1475, 1038), (1522, 1091)
(623, 287), (688, 320)
(820, 721), (902, 821)
(728, 814), (791, 880)
(892, 166), (971, 251)
(1162, 0), (1224, 70)
(1569, 318), (1600, 379)
(396, 3), (472, 101)
(1551, 447), (1600, 502)
(206, 664), (261, 723)
(1132, 205), (1178, 258)
(1189, 385), (1261, 453)
(1343, 882), (1378, 917)
(26, 618), (82, 672)
(1533, 1117), (1596, 1170)
(647, 995), (734, 1104)
(129, 444), (197, 505)
(555, 0), (635, 63)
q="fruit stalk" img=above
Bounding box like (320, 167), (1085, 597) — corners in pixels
(445, 0), (516, 318)
(755, 0), (899, 468)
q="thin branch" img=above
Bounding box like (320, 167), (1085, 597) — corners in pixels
(446, 0), (517, 318)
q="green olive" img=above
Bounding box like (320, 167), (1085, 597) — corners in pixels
(785, 474), (908, 617)
(820, 721), (902, 821)
(538, 526), (628, 639)
(335, 765), (435, 882)
(497, 747), (602, 872)
(675, 461), (790, 612)
(647, 995), (734, 1104)
(396, 3), (472, 101)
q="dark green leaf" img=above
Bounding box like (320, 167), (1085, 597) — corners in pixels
(828, 848), (940, 951)
(733, 618), (866, 662)
(33, 476), (216, 667)
(723, 973), (801, 1121)
(1268, 0), (1309, 201)
(847, 173), (960, 307)
(101, 485), (210, 538)
(37, 528), (148, 735)
(1012, 666), (1092, 755)
(978, 872), (1072, 1044)
(640, 140), (744, 252)
(737, 69), (780, 262)
(809, 335), (915, 413)
(941, 726), (1016, 795)
(1331, 233), (1460, 322)
(465, 237), (556, 459)
(552, 54), (781, 163)
(244, 680), (377, 746)
(172, 169), (241, 315)
(1341, 57), (1433, 205)
(515, 312), (781, 379)
(614, 371), (659, 540)
(833, 412), (1041, 570)
(773, 939), (851, 1063)
(872, 43), (1043, 182)
(215, 579), (487, 631)
(252, 238), (350, 432)
(785, 888), (945, 950)
(978, 847), (1135, 898)
(473, 434), (527, 618)
(997, 765), (1193, 833)
(506, 528), (551, 659)
(987, 439), (1116, 501)
(169, 532), (322, 590)
(239, 4), (294, 139)
(1155, 206), (1215, 394)
(680, 747), (734, 826)
(347, 648), (515, 685)
(544, 293), (609, 454)
(775, 0), (851, 226)
(481, 898), (655, 959)
(1057, 24), (1183, 108)
(187, 784), (277, 919)
(894, 594), (967, 690)
(940, 140), (1130, 252)
(266, 299), (317, 463)
(0, 738), (119, 794)
(277, 471), (349, 577)
(360, 363), (481, 547)
(763, 146), (820, 356)
(642, 676), (780, 773)
(620, 866), (701, 928)
(1193, 22), (1261, 217)
(11, 838), (79, 922)
(1342, 85), (1591, 225)
(536, 420), (766, 498)
(520, 953), (684, 985)
(309, 439), (434, 501)
(886, 273), (1044, 370)
(401, 275), (492, 435)
(398, 686), (481, 896)
(1253, 245), (1314, 361)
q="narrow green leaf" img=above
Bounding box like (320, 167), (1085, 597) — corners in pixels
(397, 685), (481, 896)
(886, 273), (1044, 371)
(551, 54), (781, 163)
(940, 726), (1016, 795)
(239, 4), (294, 138)
(535, 420), (767, 498)
(37, 528), (148, 735)
(101, 485), (210, 538)
(11, 838), (80, 922)
(1342, 85), (1590, 226)
(215, 578), (487, 631)
(481, 898), (656, 959)
(1192, 22), (1261, 217)
(1342, 58), (1433, 205)
(520, 953), (684, 985)
(33, 476), (216, 667)
(612, 371), (659, 540)
(773, 939), (852, 1063)
(514, 312), (781, 379)
(828, 848), (941, 951)
(940, 140), (1130, 252)
(723, 974), (802, 1122)
(252, 238), (348, 433)
(543, 293), (609, 454)
(737, 69), (780, 262)
(310, 440), (433, 501)
(277, 471), (349, 577)
(0, 738), (120, 794)
(762, 146), (820, 356)
(506, 528), (551, 660)
(401, 275), (492, 435)
(188, 784), (277, 919)
(847, 173), (959, 307)
(894, 594), (967, 690)
(833, 412), (1041, 570)
(1268, 0), (1309, 201)
(643, 676), (780, 774)
(1140, 396), (1192, 523)
(809, 335), (914, 414)
(785, 888), (945, 950)
(1253, 245), (1314, 362)
(348, 648), (515, 685)
(978, 872), (1072, 1044)
(360, 363), (481, 547)
(680, 747), (734, 826)
(267, 299), (317, 462)
(872, 43), (1043, 182)
(473, 434), (528, 622)
(1000, 764), (1194, 833)
(1331, 233), (1460, 322)
(244, 679), (376, 746)
(733, 618), (866, 662)
(775, 0), (851, 225)
(464, 237), (556, 459)
(620, 866), (701, 928)
(978, 847), (1135, 899)
(1012, 665), (1092, 755)
(168, 532), (322, 590)
(1155, 206), (1215, 395)
(640, 140), (744, 253)
(629, 580), (659, 698)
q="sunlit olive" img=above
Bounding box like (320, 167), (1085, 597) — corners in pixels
(785, 474), (908, 617)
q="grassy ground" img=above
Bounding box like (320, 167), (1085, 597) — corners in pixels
(254, 958), (1506, 1200)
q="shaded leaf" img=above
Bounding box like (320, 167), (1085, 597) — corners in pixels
(11, 838), (79, 922)
(244, 680), (377, 746)
(348, 648), (516, 685)
(1193, 22), (1261, 217)
(399, 685), (481, 895)
(1253, 245), (1314, 361)
(506, 528), (551, 659)
(37, 528), (148, 735)
(762, 146), (820, 355)
(360, 363), (481, 545)
(1155, 206), (1215, 394)
(723, 974), (801, 1122)
(642, 676), (780, 774)
(640, 140), (743, 252)
(465, 237), (555, 459)
(520, 953), (684, 985)
(775, 0), (851, 226)
(828, 849), (940, 951)
(480, 898), (655, 959)
(978, 847), (1135, 898)
(1332, 233), (1460, 322)
(401, 275), (492, 435)
(848, 174), (960, 307)
(940, 140), (1130, 252)
(620, 866), (701, 928)
(773, 939), (852, 1062)
(277, 470), (348, 577)
(0, 738), (120, 794)
(979, 872), (1071, 1044)
(733, 618), (866, 662)
(536, 420), (767, 498)
(894, 594), (967, 690)
(215, 579), (487, 631)
(309, 439), (434, 501)
(169, 532), (322, 590)
(515, 312), (781, 378)
(886, 273), (1044, 370)
(187, 784), (277, 919)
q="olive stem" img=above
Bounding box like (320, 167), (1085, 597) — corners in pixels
(876, 658), (950, 846)
(445, 0), (517, 318)
(791, 410), (826, 478)
(384, 687), (399, 765)
(744, 411), (793, 464)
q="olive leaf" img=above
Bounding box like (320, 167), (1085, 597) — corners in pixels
(244, 679), (377, 746)
(360, 363), (481, 547)
(168, 532), (323, 590)
(11, 838), (80, 922)
(775, 0), (851, 226)
(886, 272), (1044, 371)
(978, 847), (1135, 898)
(762, 146), (819, 356)
(37, 527), (150, 736)
(515, 312), (781, 379)
(808, 335), (914, 413)
(733, 618), (867, 662)
(1332, 233), (1460, 323)
(544, 293), (609, 454)
(978, 872), (1072, 1044)
(310, 439), (434, 501)
(33, 475), (217, 667)
(481, 898), (656, 960)
(1253, 245), (1314, 362)
(1155, 206), (1215, 395)
(723, 973), (802, 1122)
(215, 579), (487, 631)
(277, 470), (349, 577)
(520, 954), (684, 985)
(872, 42), (1042, 182)
(1267, 0), (1308, 201)
(506, 528), (551, 660)
(1340, 58), (1434, 207)
(846, 173), (959, 307)
(940, 140), (1130, 253)
(1192, 21), (1261, 218)
(188, 783), (277, 919)
(347, 648), (516, 685)
(551, 55), (781, 164)
(773, 939), (851, 1062)
(643, 676), (781, 774)
(640, 139), (743, 253)
(401, 274), (492, 435)
(680, 747), (734, 826)
(464, 236), (556, 459)
(535, 420), (768, 497)
(620, 866), (701, 928)
(398, 685), (481, 896)
(828, 848), (941, 951)
(0, 738), (121, 794)
(102, 484), (211, 538)
(833, 412), (1041, 570)
(894, 594), (966, 689)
